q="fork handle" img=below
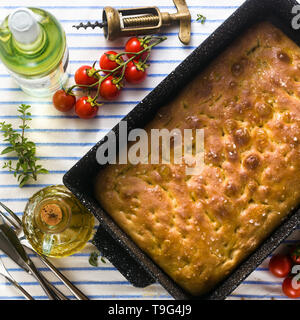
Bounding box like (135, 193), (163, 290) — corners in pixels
(27, 261), (58, 300)
(22, 240), (88, 300)
(43, 277), (69, 300)
(4, 275), (34, 300)
(38, 254), (89, 300)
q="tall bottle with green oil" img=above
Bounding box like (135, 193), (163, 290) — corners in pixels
(0, 7), (69, 97)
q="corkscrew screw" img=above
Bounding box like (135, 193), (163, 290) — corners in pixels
(72, 0), (191, 45)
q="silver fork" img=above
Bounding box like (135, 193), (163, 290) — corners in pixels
(0, 201), (89, 300)
(0, 255), (34, 300)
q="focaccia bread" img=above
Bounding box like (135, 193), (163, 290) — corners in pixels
(95, 22), (300, 296)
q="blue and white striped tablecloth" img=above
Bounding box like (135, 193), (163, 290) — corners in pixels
(0, 0), (299, 300)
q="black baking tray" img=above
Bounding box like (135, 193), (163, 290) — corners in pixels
(63, 0), (300, 300)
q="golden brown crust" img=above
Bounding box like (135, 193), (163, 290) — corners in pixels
(94, 22), (300, 295)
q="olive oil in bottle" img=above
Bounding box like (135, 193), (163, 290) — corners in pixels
(0, 7), (69, 97)
(23, 185), (94, 258)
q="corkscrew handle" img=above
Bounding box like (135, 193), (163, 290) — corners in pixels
(172, 0), (191, 45)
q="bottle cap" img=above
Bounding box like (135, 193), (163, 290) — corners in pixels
(8, 8), (40, 45)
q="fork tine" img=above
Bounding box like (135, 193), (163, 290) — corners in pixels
(0, 209), (20, 229)
(0, 256), (34, 300)
(0, 201), (22, 227)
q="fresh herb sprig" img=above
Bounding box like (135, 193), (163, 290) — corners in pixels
(0, 104), (48, 187)
(89, 250), (106, 267)
(196, 13), (206, 24)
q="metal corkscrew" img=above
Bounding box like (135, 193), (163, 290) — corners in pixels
(72, 0), (191, 45)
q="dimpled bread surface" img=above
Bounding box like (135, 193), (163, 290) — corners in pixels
(95, 22), (300, 296)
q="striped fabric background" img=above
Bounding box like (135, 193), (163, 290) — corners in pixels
(0, 0), (299, 300)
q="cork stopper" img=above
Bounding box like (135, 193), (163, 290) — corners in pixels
(40, 203), (63, 226)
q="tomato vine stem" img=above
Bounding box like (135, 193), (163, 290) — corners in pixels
(65, 36), (167, 103)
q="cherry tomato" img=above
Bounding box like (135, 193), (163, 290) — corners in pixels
(282, 276), (300, 299)
(99, 76), (121, 100)
(269, 254), (292, 278)
(74, 65), (98, 86)
(75, 96), (98, 119)
(99, 51), (122, 74)
(52, 89), (76, 112)
(125, 61), (147, 84)
(125, 37), (149, 60)
(291, 245), (300, 264)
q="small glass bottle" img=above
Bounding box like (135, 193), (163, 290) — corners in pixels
(23, 185), (94, 258)
(0, 7), (69, 97)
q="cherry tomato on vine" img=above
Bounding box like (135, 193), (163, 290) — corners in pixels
(99, 51), (122, 74)
(282, 276), (300, 299)
(291, 245), (300, 264)
(52, 89), (76, 112)
(125, 61), (147, 84)
(75, 96), (98, 119)
(125, 37), (149, 60)
(99, 76), (121, 100)
(269, 254), (292, 278)
(75, 65), (98, 86)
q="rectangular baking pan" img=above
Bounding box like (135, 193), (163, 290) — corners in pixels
(63, 0), (300, 300)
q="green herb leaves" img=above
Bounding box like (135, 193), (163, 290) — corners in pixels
(89, 251), (100, 267)
(89, 250), (106, 267)
(196, 14), (206, 24)
(0, 104), (48, 187)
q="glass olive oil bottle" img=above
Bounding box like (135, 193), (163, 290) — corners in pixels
(23, 185), (94, 258)
(0, 7), (69, 97)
